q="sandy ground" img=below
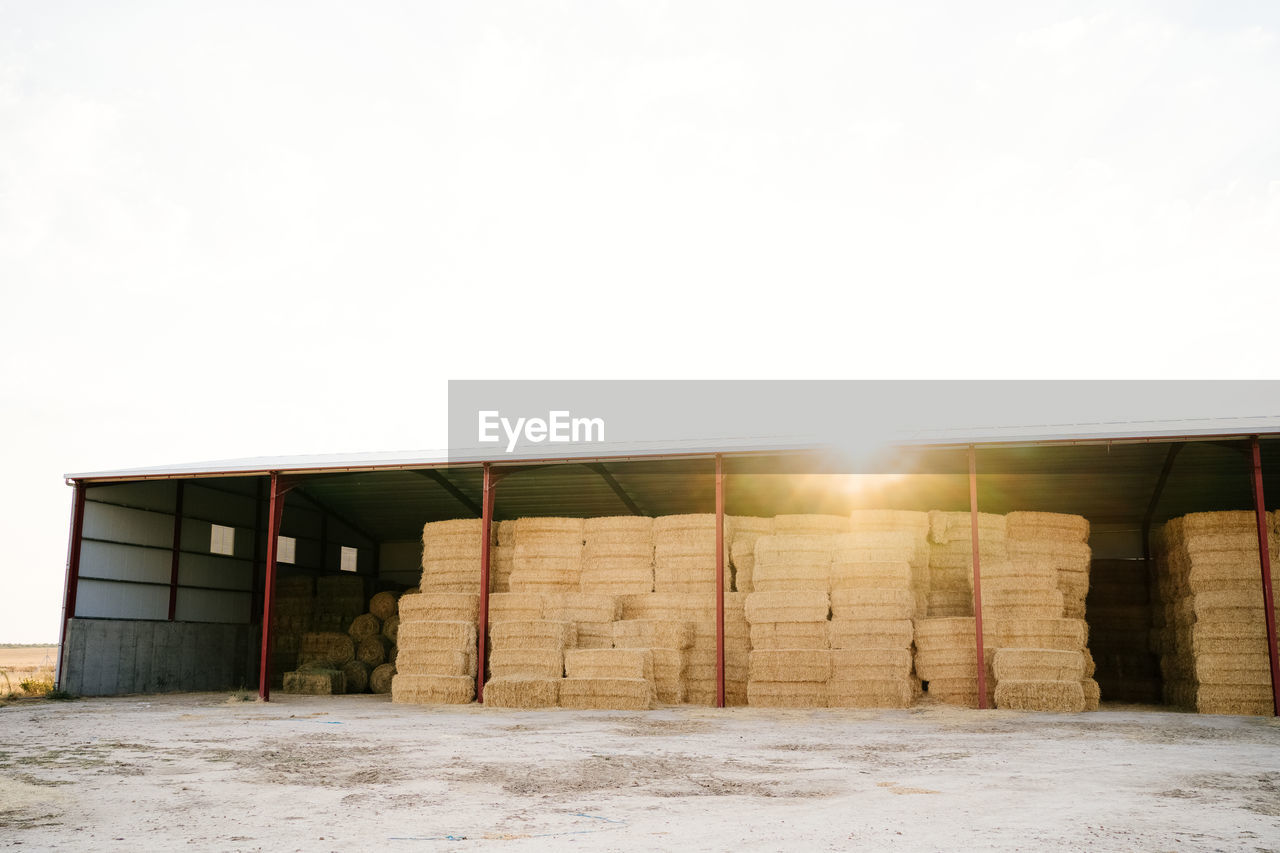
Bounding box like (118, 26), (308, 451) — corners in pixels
(1, 695), (1279, 852)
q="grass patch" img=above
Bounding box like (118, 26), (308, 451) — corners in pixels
(46, 690), (76, 702)
(20, 677), (54, 697)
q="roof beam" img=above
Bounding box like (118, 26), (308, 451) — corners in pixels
(585, 463), (644, 515)
(412, 469), (484, 516)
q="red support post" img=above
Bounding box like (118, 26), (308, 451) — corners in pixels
(258, 473), (288, 701)
(969, 446), (989, 709)
(715, 454), (726, 708)
(56, 481), (87, 690)
(167, 482), (185, 621)
(477, 462), (495, 703)
(1249, 437), (1280, 716)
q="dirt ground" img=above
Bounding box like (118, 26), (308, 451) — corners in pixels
(1, 695), (1279, 851)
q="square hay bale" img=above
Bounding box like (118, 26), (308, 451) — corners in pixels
(513, 516), (586, 538)
(1193, 654), (1272, 684)
(298, 632), (356, 667)
(749, 649), (831, 682)
(749, 621), (830, 650)
(488, 592), (546, 623)
(979, 560), (1059, 583)
(1005, 512), (1090, 543)
(650, 648), (688, 703)
(565, 648), (654, 681)
(391, 673), (475, 704)
(397, 620), (478, 650)
(752, 535), (834, 591)
(826, 677), (915, 708)
(992, 649), (1085, 682)
(489, 648), (565, 678)
(559, 677), (654, 710)
(828, 619), (913, 650)
(395, 649), (476, 677)
(652, 513), (716, 534)
(913, 618), (979, 648)
(983, 603), (1066, 622)
(399, 593), (481, 623)
(829, 560), (913, 589)
(831, 648), (912, 675)
(282, 668), (345, 695)
(1081, 678), (1100, 711)
(489, 620), (576, 650)
(773, 514), (850, 535)
(744, 591), (830, 623)
(994, 679), (1087, 712)
(612, 619), (693, 649)
(543, 593), (620, 623)
(584, 515), (654, 537)
(923, 677), (993, 707)
(830, 588), (914, 620)
(926, 589), (974, 618)
(747, 681), (828, 707)
(989, 618), (1087, 651)
(483, 676), (561, 708)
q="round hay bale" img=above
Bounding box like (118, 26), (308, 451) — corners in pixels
(342, 660), (371, 693)
(357, 635), (392, 667)
(348, 613), (382, 642)
(370, 663), (396, 694)
(369, 591), (401, 621)
(382, 615), (400, 644)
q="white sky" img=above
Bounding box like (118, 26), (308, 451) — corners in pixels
(2, 2), (1278, 643)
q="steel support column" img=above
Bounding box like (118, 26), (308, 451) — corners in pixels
(167, 482), (185, 621)
(258, 473), (292, 701)
(968, 446), (988, 709)
(715, 454), (726, 708)
(1249, 437), (1280, 716)
(56, 481), (87, 690)
(477, 462), (496, 703)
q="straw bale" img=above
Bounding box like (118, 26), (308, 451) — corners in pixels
(298, 632), (356, 667)
(983, 603), (1066, 622)
(512, 516), (585, 537)
(355, 635), (391, 667)
(729, 515), (775, 535)
(341, 660), (371, 693)
(368, 591), (400, 621)
(653, 514), (715, 534)
(747, 681), (828, 707)
(915, 649), (984, 680)
(381, 615), (400, 644)
(398, 620), (478, 648)
(489, 620), (575, 650)
(612, 619), (692, 650)
(488, 593), (545, 623)
(773, 514), (850, 535)
(275, 575), (314, 597)
(543, 593), (619, 624)
(1080, 677), (1101, 711)
(1192, 589), (1265, 612)
(929, 511), (1007, 544)
(925, 676), (993, 700)
(348, 613), (383, 642)
(395, 649), (476, 677)
(914, 617), (978, 644)
(391, 673), (475, 704)
(489, 648), (565, 678)
(749, 649), (831, 682)
(484, 676), (561, 709)
(992, 649), (1085, 682)
(926, 589), (973, 618)
(495, 519), (517, 544)
(572, 622), (613, 649)
(559, 677), (654, 710)
(830, 588), (914, 620)
(1005, 512), (1090, 543)
(753, 535), (835, 583)
(994, 679), (1087, 712)
(979, 559), (1059, 582)
(828, 619), (913, 649)
(565, 648), (654, 681)
(990, 618), (1088, 650)
(618, 593), (695, 619)
(508, 577), (580, 595)
(829, 560), (913, 590)
(423, 518), (483, 538)
(826, 677), (915, 708)
(744, 591), (830, 624)
(750, 621), (830, 650)
(831, 648), (912, 679)
(1007, 539), (1090, 565)
(369, 663), (395, 694)
(580, 574), (654, 596)
(849, 510), (930, 533)
(585, 515), (654, 536)
(650, 648), (687, 703)
(282, 668), (345, 695)
(1192, 621), (1269, 645)
(317, 574), (365, 598)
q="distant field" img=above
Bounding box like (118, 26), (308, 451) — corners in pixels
(0, 646), (57, 670)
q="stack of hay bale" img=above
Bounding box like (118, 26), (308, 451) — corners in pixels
(491, 520), (516, 593)
(989, 618), (1093, 712)
(925, 511), (1006, 617)
(728, 516), (775, 593)
(620, 592), (749, 705)
(269, 575), (314, 687)
(335, 589), (402, 694)
(1088, 558), (1161, 704)
(580, 516), (654, 595)
(848, 510), (931, 617)
(420, 519), (482, 594)
(1155, 511), (1279, 716)
(484, 615), (574, 709)
(611, 614), (693, 703)
(652, 514), (720, 595)
(913, 618), (992, 707)
(282, 630), (355, 694)
(827, 520), (920, 708)
(559, 647), (656, 710)
(391, 591), (478, 704)
(313, 574), (365, 632)
(508, 517), (584, 596)
(745, 590), (831, 707)
(1005, 512), (1092, 620)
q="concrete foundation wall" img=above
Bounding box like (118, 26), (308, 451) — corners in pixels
(61, 618), (256, 696)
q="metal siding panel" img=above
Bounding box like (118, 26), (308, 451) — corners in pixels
(79, 540), (171, 587)
(183, 483), (257, 528)
(177, 552), (253, 591)
(87, 481), (177, 513)
(175, 588), (251, 623)
(84, 502), (174, 549)
(75, 578), (168, 620)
